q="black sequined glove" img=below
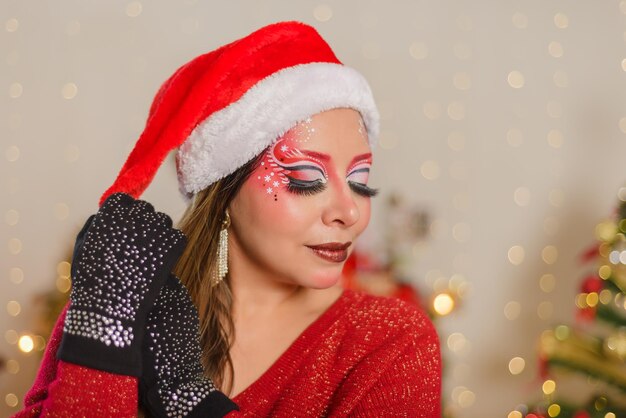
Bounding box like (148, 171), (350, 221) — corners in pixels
(57, 192), (188, 377)
(140, 274), (240, 418)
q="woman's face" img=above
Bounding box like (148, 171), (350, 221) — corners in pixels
(228, 107), (376, 289)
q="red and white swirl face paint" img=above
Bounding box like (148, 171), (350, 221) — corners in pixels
(254, 116), (372, 202)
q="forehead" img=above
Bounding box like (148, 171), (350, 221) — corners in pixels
(277, 108), (371, 157)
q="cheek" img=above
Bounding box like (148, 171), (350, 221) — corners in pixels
(244, 164), (317, 236)
(357, 199), (372, 232)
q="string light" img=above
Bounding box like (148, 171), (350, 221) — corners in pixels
(5, 394), (18, 408)
(504, 301), (521, 320)
(61, 82), (77, 99)
(313, 4), (333, 22)
(125, 1), (142, 17)
(10, 267), (24, 284)
(432, 292), (455, 316)
(508, 357), (525, 375)
(18, 335), (34, 353)
(6, 359), (19, 374)
(8, 237), (22, 254)
(508, 71), (525, 88)
(542, 245), (558, 264)
(540, 274), (556, 293)
(542, 379), (556, 395)
(9, 82), (23, 98)
(5, 209), (19, 225)
(5, 145), (20, 162)
(420, 160), (440, 180)
(514, 187), (531, 206)
(547, 404), (561, 417)
(508, 245), (525, 265)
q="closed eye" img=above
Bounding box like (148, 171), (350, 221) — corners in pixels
(286, 178), (326, 195)
(348, 181), (379, 197)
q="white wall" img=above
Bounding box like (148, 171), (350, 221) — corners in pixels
(2, 1), (626, 416)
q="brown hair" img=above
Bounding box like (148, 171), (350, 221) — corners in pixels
(172, 152), (264, 395)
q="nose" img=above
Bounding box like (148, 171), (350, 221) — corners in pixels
(321, 181), (360, 227)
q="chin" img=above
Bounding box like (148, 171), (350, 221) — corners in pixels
(305, 269), (344, 289)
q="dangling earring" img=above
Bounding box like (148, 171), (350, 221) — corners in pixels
(212, 210), (230, 287)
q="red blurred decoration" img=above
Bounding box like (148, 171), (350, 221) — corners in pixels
(575, 275), (604, 322)
(581, 275), (603, 293)
(576, 306), (596, 322)
(579, 243), (600, 264)
(341, 250), (424, 310)
(538, 353), (550, 380)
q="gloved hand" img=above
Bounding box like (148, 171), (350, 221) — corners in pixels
(140, 274), (240, 417)
(57, 192), (188, 377)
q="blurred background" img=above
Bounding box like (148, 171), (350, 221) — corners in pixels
(3, 1), (626, 417)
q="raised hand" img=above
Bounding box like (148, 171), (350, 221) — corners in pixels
(57, 192), (188, 377)
(140, 274), (239, 417)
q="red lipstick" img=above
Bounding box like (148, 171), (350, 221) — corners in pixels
(306, 242), (351, 263)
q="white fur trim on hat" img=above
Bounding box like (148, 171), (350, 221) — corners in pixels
(175, 62), (379, 197)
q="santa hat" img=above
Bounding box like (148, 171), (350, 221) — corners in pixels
(99, 20), (379, 207)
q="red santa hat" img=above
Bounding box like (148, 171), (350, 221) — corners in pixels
(99, 20), (379, 207)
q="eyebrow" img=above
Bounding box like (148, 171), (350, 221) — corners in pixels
(300, 150), (330, 162)
(348, 153), (373, 166)
(300, 150), (373, 166)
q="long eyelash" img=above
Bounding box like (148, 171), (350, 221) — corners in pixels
(286, 179), (327, 196)
(348, 181), (379, 198)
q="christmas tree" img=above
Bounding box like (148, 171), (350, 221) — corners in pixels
(513, 190), (626, 418)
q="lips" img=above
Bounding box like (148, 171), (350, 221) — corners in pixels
(306, 242), (351, 263)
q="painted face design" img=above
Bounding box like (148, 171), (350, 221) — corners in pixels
(346, 157), (372, 185)
(255, 117), (322, 200)
(227, 108), (376, 290)
(255, 115), (376, 201)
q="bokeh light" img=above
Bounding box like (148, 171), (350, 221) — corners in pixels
(18, 335), (34, 353)
(433, 292), (455, 316)
(508, 357), (525, 375)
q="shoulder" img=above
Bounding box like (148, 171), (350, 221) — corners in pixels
(339, 288), (439, 350)
(330, 289), (442, 413)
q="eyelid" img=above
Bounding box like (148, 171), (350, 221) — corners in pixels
(275, 154), (328, 179)
(284, 164), (327, 187)
(347, 161), (372, 176)
(347, 163), (370, 186)
(289, 164), (326, 176)
(287, 177), (324, 187)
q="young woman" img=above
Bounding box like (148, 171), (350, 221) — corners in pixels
(15, 21), (441, 417)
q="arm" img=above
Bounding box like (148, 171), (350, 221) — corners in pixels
(139, 274), (239, 417)
(13, 302), (138, 418)
(14, 193), (186, 417)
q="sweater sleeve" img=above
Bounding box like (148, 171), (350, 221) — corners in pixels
(335, 304), (442, 418)
(12, 302), (138, 418)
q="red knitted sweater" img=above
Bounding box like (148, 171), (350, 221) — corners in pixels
(14, 288), (441, 417)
